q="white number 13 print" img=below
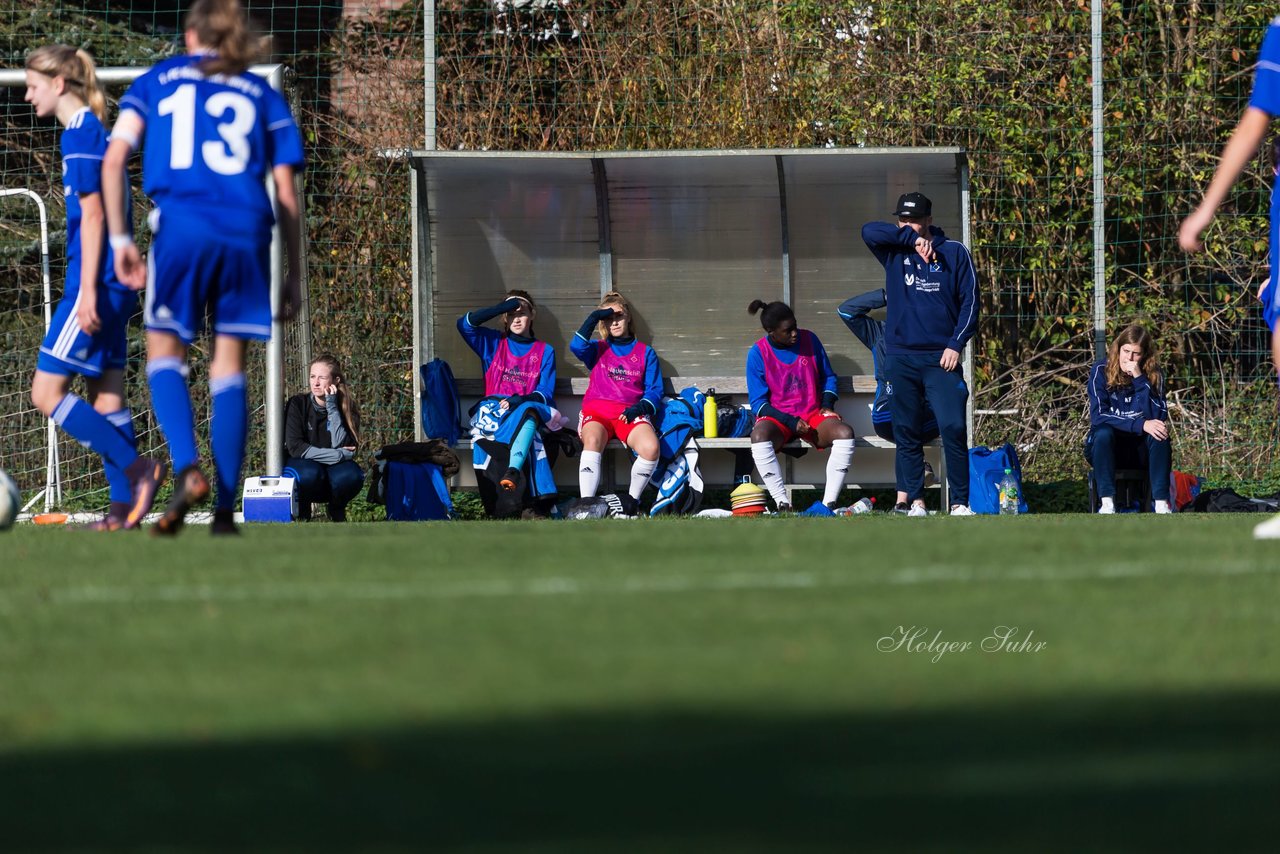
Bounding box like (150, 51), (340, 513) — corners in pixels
(157, 84), (256, 175)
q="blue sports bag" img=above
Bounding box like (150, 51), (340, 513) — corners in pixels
(968, 443), (1030, 514)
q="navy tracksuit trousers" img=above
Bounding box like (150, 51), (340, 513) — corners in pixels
(1086, 425), (1171, 502)
(885, 353), (970, 504)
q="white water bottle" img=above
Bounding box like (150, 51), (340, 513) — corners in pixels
(998, 468), (1020, 515)
(849, 496), (875, 514)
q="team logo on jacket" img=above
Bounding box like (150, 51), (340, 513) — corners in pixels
(907, 273), (941, 294)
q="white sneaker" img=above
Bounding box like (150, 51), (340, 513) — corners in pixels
(1154, 500), (1172, 515)
(1097, 505), (1115, 515)
(1254, 513), (1280, 540)
(907, 504), (928, 518)
(949, 504), (976, 516)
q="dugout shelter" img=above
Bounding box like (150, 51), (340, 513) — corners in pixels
(407, 147), (971, 491)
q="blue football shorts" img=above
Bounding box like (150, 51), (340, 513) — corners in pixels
(37, 278), (138, 377)
(143, 207), (273, 345)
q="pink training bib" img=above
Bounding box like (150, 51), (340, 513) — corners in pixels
(484, 337), (546, 397)
(583, 339), (648, 406)
(757, 330), (819, 414)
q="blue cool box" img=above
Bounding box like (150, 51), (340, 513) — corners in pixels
(241, 476), (297, 523)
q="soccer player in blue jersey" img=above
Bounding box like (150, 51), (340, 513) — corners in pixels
(24, 45), (165, 531)
(571, 292), (664, 501)
(746, 299), (854, 513)
(101, 0), (304, 535)
(457, 289), (558, 494)
(1180, 15), (1280, 540)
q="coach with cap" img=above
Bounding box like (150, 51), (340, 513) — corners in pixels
(861, 192), (979, 516)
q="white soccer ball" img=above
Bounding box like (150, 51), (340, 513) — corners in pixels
(0, 468), (20, 531)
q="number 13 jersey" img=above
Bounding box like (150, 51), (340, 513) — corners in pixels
(119, 54), (305, 236)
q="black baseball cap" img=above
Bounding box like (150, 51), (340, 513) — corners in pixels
(893, 192), (932, 218)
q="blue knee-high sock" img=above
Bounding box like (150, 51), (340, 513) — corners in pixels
(507, 419), (539, 471)
(147, 356), (198, 472)
(210, 373), (247, 512)
(102, 408), (138, 503)
(51, 394), (138, 473)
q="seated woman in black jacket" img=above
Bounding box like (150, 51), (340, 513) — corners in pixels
(284, 354), (364, 521)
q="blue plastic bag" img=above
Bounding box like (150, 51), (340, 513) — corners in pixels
(968, 444), (1030, 514)
(384, 461), (452, 521)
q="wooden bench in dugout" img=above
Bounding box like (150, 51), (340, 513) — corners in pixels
(450, 376), (948, 506)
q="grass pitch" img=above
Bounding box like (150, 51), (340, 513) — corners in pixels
(2, 514), (1278, 851)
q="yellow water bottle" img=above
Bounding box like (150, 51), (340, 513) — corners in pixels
(704, 388), (718, 438)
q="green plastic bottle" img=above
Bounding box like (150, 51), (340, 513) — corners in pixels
(999, 468), (1020, 515)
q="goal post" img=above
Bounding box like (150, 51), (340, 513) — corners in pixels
(0, 188), (59, 511)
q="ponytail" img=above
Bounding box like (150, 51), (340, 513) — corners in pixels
(747, 299), (795, 332)
(186, 0), (268, 77)
(75, 50), (107, 122)
(26, 45), (107, 123)
(340, 386), (362, 449)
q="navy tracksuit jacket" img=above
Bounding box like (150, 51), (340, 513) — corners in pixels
(861, 222), (978, 503)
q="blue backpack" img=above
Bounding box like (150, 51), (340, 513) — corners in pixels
(419, 359), (463, 447)
(664, 388), (706, 435)
(969, 443), (1030, 514)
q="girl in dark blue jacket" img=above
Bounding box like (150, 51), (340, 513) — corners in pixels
(1087, 325), (1172, 513)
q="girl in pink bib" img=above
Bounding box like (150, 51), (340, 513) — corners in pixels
(746, 299), (854, 512)
(570, 291), (664, 501)
(458, 289), (558, 497)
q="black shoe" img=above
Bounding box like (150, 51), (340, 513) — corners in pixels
(152, 465), (211, 537)
(774, 503), (793, 515)
(893, 502), (910, 515)
(211, 509), (240, 536)
(328, 504), (348, 523)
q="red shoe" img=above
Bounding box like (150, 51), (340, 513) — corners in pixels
(123, 457), (167, 530)
(152, 465), (210, 537)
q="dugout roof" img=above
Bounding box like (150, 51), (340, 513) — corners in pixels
(408, 147), (969, 381)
